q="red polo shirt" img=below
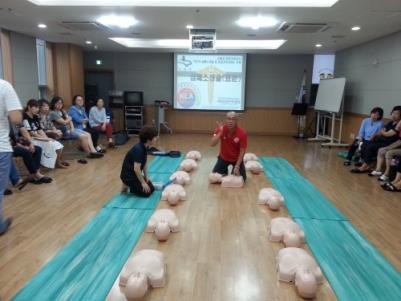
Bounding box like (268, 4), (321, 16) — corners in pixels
(214, 124), (247, 162)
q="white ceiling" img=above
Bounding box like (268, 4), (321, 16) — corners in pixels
(0, 0), (401, 53)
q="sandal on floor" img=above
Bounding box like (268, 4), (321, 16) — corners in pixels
(350, 168), (370, 174)
(16, 178), (29, 190)
(382, 183), (401, 192)
(78, 159), (88, 164)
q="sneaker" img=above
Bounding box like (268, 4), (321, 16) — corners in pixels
(368, 170), (382, 177)
(0, 218), (13, 236)
(378, 175), (389, 182)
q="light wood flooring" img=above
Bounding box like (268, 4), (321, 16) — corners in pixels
(1, 134), (400, 301)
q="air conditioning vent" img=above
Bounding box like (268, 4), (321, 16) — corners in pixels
(277, 22), (330, 33)
(60, 21), (107, 31)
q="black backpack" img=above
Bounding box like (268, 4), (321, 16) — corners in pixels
(114, 131), (129, 145)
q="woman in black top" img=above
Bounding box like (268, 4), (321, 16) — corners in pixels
(352, 106), (401, 173)
(120, 126), (158, 197)
(23, 99), (67, 169)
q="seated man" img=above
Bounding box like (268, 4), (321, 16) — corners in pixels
(352, 106), (401, 173)
(210, 111), (247, 181)
(344, 107), (384, 166)
(120, 126), (157, 197)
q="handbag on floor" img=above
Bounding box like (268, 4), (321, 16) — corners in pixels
(114, 131), (130, 145)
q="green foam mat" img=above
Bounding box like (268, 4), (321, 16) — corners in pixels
(337, 150), (348, 159)
(148, 155), (184, 173)
(12, 155), (184, 301)
(260, 157), (346, 220)
(12, 208), (153, 301)
(260, 157), (304, 181)
(295, 219), (401, 301)
(104, 191), (162, 210)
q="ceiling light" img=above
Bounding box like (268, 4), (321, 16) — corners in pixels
(96, 60), (102, 65)
(351, 26), (361, 31)
(27, 0), (339, 7)
(38, 23), (47, 29)
(186, 24), (194, 29)
(315, 43), (322, 47)
(85, 40), (92, 45)
(97, 15), (138, 29)
(236, 16), (278, 30)
(94, 45), (98, 50)
(109, 37), (286, 49)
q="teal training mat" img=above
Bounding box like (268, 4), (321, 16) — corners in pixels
(12, 208), (153, 301)
(296, 219), (401, 301)
(148, 155), (184, 173)
(260, 157), (346, 220)
(12, 155), (183, 301)
(262, 156), (401, 301)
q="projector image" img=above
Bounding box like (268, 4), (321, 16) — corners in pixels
(189, 29), (216, 51)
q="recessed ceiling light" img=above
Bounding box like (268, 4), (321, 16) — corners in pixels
(97, 15), (138, 29)
(315, 43), (322, 48)
(109, 37), (286, 49)
(27, 0), (339, 7)
(85, 40), (92, 45)
(38, 23), (47, 28)
(186, 24), (194, 29)
(236, 16), (278, 30)
(351, 26), (361, 31)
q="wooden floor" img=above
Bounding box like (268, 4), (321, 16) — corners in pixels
(1, 134), (401, 301)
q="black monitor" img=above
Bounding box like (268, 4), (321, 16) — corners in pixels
(124, 91), (143, 106)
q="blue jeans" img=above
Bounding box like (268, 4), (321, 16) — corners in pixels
(9, 160), (20, 186)
(0, 152), (12, 231)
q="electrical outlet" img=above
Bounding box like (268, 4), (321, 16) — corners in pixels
(350, 133), (355, 140)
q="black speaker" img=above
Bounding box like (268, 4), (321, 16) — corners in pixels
(291, 103), (308, 116)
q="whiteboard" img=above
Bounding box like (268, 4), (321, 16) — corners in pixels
(314, 77), (346, 113)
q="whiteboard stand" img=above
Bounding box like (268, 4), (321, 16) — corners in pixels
(307, 77), (349, 148)
(308, 97), (349, 148)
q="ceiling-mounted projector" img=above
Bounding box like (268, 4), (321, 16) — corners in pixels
(189, 29), (216, 52)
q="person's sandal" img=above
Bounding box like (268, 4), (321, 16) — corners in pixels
(382, 182), (401, 192)
(16, 178), (29, 190)
(350, 168), (370, 174)
(78, 159), (88, 164)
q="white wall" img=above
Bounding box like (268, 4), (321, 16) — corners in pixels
(336, 30), (401, 115)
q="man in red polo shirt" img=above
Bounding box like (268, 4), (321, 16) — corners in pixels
(210, 111), (247, 181)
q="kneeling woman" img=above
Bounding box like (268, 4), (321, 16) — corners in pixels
(120, 126), (157, 197)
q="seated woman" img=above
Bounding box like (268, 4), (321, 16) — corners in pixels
(120, 126), (157, 197)
(69, 95), (103, 153)
(38, 99), (63, 140)
(382, 158), (401, 192)
(369, 119), (401, 181)
(49, 96), (103, 159)
(351, 106), (401, 173)
(10, 124), (52, 184)
(23, 99), (67, 169)
(89, 98), (115, 148)
(344, 107), (384, 166)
